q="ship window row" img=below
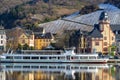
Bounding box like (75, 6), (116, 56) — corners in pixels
(70, 56), (96, 59)
(5, 65), (66, 69)
(71, 66), (96, 70)
(89, 67), (96, 69)
(80, 67), (88, 69)
(5, 65), (97, 70)
(71, 66), (79, 69)
(6, 56), (97, 60)
(6, 56), (65, 60)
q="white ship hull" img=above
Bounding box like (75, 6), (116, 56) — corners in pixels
(0, 54), (108, 63)
(0, 49), (109, 63)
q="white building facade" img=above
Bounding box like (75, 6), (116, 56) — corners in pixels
(0, 26), (6, 51)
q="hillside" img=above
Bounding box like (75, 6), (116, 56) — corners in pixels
(0, 0), (105, 29)
(0, 0), (31, 14)
(38, 4), (120, 34)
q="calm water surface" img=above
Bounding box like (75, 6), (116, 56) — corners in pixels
(0, 63), (119, 80)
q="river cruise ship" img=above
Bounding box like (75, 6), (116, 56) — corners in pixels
(0, 49), (109, 63)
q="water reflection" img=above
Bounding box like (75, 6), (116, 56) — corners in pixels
(0, 63), (119, 80)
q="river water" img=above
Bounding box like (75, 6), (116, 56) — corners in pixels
(0, 63), (119, 80)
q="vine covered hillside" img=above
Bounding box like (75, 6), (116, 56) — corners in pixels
(0, 0), (31, 14)
(0, 0), (107, 29)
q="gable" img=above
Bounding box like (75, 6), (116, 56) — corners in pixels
(19, 33), (28, 39)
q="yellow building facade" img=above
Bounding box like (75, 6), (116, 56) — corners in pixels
(18, 30), (34, 47)
(34, 33), (54, 50)
(89, 11), (115, 54)
(18, 33), (29, 46)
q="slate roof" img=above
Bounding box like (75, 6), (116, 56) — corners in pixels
(33, 27), (44, 34)
(39, 20), (93, 34)
(110, 25), (120, 31)
(110, 25), (120, 39)
(39, 4), (120, 34)
(35, 33), (53, 39)
(0, 30), (5, 35)
(24, 30), (34, 38)
(116, 35), (120, 40)
(0, 25), (6, 35)
(89, 26), (103, 38)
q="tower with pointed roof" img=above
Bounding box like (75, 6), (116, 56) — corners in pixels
(88, 11), (115, 54)
(99, 11), (110, 32)
(99, 11), (115, 54)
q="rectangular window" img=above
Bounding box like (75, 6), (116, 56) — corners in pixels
(14, 56), (22, 59)
(104, 37), (107, 40)
(49, 57), (56, 59)
(71, 56), (79, 59)
(95, 42), (99, 46)
(40, 57), (47, 59)
(32, 57), (39, 59)
(80, 56), (88, 59)
(6, 56), (13, 59)
(40, 66), (47, 69)
(31, 66), (39, 68)
(104, 42), (107, 46)
(1, 40), (3, 44)
(1, 35), (3, 39)
(89, 56), (96, 59)
(112, 37), (114, 40)
(23, 66), (30, 68)
(23, 57), (30, 59)
(22, 40), (25, 43)
(103, 48), (108, 51)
